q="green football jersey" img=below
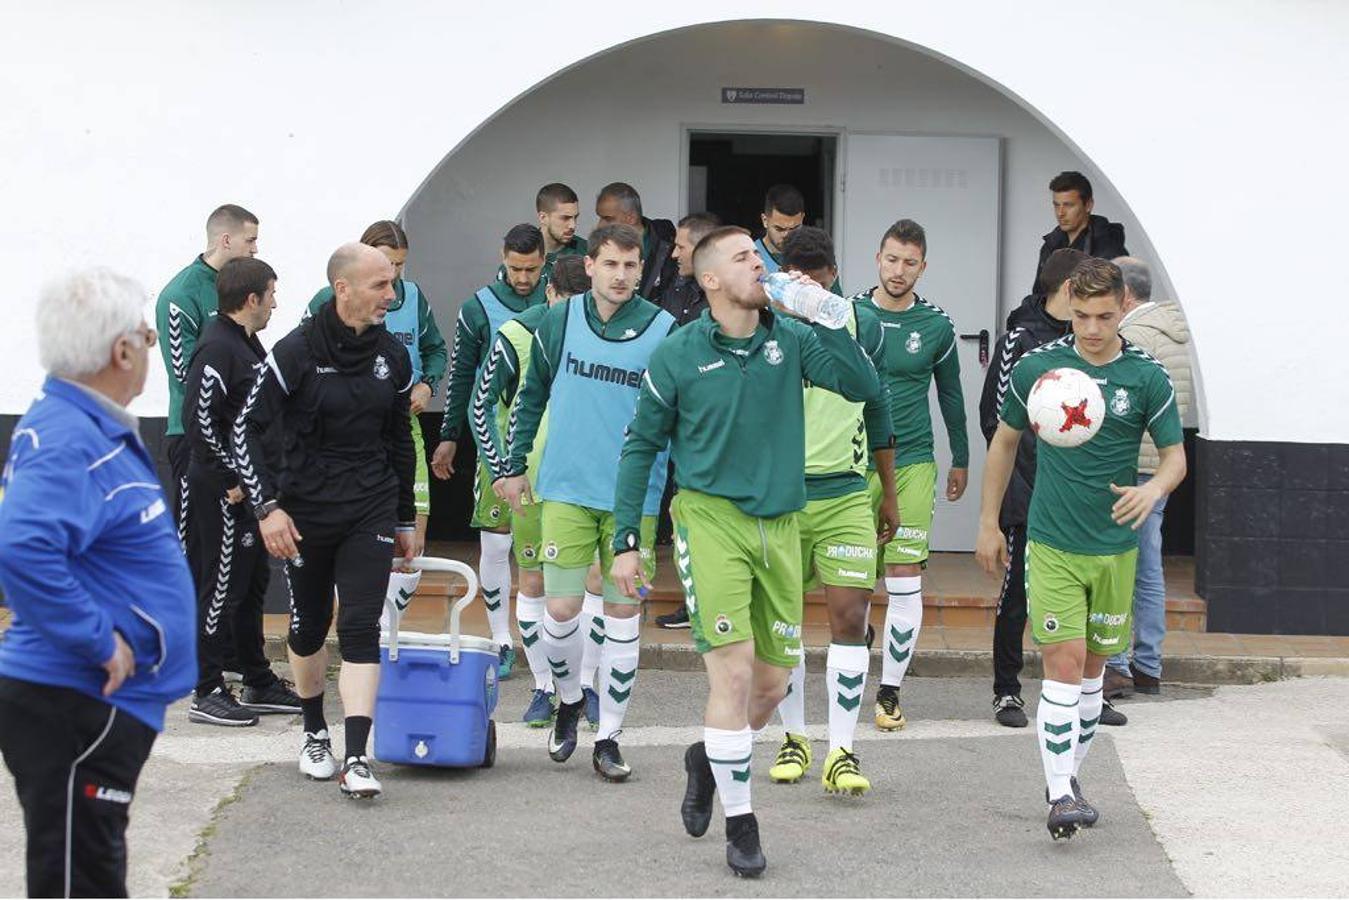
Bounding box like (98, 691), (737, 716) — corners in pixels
(1000, 335), (1183, 556)
(856, 290), (970, 468)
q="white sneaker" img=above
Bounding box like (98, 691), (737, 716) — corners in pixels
(339, 755), (382, 799)
(299, 730), (338, 781)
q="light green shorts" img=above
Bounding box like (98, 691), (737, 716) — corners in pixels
(412, 413), (430, 517)
(471, 459), (511, 531)
(799, 491), (877, 591)
(673, 491), (803, 668)
(540, 501), (654, 605)
(1025, 540), (1138, 655)
(868, 461), (937, 567)
(512, 497), (543, 570)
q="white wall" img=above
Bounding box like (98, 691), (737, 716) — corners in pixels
(2, 1), (1346, 441)
(402, 23), (1174, 409)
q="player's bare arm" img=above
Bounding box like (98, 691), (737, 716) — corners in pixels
(1110, 441), (1187, 530)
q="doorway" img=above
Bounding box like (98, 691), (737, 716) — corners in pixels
(686, 130), (838, 235)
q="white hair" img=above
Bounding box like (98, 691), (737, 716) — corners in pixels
(36, 267), (148, 378)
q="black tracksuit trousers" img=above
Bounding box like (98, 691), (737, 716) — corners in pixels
(992, 524), (1029, 698)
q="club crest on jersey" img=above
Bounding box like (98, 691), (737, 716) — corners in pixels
(488, 505), (501, 522)
(714, 614), (733, 635)
(373, 354), (390, 380)
(905, 331), (922, 354)
(543, 541), (559, 561)
(763, 340), (783, 366)
(1043, 614), (1059, 633)
(241, 531), (255, 548)
(522, 544), (537, 561)
(1109, 387), (1131, 416)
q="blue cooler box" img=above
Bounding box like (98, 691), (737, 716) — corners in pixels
(374, 558), (498, 769)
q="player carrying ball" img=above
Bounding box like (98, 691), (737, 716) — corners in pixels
(976, 257), (1186, 840)
(611, 226), (881, 877)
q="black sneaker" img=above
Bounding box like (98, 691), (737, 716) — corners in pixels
(656, 607), (690, 629)
(681, 741), (715, 838)
(189, 686), (259, 727)
(993, 694), (1028, 728)
(1071, 776), (1099, 827)
(240, 678), (302, 714)
(593, 737), (632, 782)
(1046, 794), (1084, 840)
(1100, 699), (1128, 727)
(548, 698), (583, 763)
(725, 812), (767, 878)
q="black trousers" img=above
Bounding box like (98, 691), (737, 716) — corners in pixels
(284, 498), (397, 664)
(0, 678), (157, 899)
(992, 524), (1029, 698)
(163, 435), (192, 545)
(186, 475), (273, 695)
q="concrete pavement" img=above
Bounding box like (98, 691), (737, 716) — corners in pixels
(1, 674), (1346, 896)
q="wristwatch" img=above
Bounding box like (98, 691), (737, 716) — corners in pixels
(252, 499), (280, 520)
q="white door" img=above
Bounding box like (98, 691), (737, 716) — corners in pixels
(840, 134), (1001, 552)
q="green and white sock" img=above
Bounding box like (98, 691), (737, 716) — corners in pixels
(479, 531), (514, 647)
(542, 608), (583, 704)
(705, 726), (753, 817)
(776, 659), (807, 736)
(598, 613), (639, 739)
(827, 642), (868, 752)
(881, 576), (922, 688)
(579, 590), (604, 689)
(1038, 679), (1080, 800)
(1074, 674), (1104, 776)
(515, 593), (551, 692)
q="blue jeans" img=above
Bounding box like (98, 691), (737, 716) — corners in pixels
(1108, 474), (1167, 678)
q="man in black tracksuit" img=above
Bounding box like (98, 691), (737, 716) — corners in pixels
(979, 249), (1082, 727)
(183, 258), (300, 728)
(595, 181), (679, 305)
(233, 243), (418, 799)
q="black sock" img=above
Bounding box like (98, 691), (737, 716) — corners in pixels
(300, 694), (326, 735)
(345, 715), (372, 761)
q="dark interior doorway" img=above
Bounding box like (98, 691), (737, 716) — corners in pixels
(687, 131), (838, 237)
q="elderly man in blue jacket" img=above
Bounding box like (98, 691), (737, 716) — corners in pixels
(0, 268), (197, 899)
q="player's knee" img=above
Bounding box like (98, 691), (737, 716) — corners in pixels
(287, 623), (327, 658)
(335, 602), (381, 664)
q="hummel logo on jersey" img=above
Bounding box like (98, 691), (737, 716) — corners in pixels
(697, 360), (725, 374)
(564, 351), (643, 387)
(140, 498), (166, 524)
(315, 366), (338, 374)
(375, 534), (394, 544)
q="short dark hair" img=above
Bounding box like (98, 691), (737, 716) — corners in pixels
(677, 211), (722, 246)
(780, 226), (836, 273)
(536, 182), (579, 213)
(692, 225), (751, 279)
(880, 218), (928, 258)
(763, 184), (805, 217)
(1049, 170), (1093, 202)
(360, 220), (408, 251)
(587, 223), (643, 259)
(1037, 248), (1089, 295)
(216, 257), (276, 314)
(503, 223), (545, 257)
(206, 204), (258, 236)
(1068, 257), (1124, 302)
(597, 182), (643, 218)
(549, 256), (591, 296)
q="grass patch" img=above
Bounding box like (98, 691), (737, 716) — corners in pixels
(168, 764), (262, 898)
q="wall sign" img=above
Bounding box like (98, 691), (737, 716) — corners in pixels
(721, 87), (805, 104)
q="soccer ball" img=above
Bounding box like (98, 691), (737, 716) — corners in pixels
(1026, 367), (1105, 448)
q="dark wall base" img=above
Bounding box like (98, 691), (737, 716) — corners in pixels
(1196, 438), (1349, 635)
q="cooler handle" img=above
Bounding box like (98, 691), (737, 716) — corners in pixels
(385, 557), (480, 664)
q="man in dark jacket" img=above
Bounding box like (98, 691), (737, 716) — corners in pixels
(0, 267), (196, 898)
(595, 182), (678, 305)
(658, 211), (720, 327)
(182, 257), (300, 726)
(1031, 171), (1128, 295)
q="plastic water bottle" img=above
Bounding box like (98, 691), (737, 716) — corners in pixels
(761, 272), (850, 329)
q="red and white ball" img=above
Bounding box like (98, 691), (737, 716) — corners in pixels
(1026, 367), (1105, 448)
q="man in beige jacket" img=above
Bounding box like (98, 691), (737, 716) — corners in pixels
(1104, 258), (1195, 698)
